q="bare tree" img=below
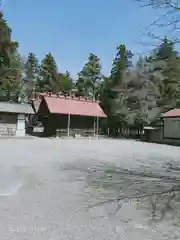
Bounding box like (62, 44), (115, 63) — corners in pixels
(136, 0), (180, 43)
(137, 1), (180, 10)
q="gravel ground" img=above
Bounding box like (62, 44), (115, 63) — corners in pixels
(0, 138), (180, 239)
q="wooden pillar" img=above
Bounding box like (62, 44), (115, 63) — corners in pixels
(96, 116), (99, 137)
(93, 117), (96, 136)
(67, 113), (71, 136)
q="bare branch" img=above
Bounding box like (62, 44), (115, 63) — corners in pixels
(166, 0), (180, 10)
(136, 0), (180, 10)
(144, 9), (175, 30)
(135, 0), (180, 45)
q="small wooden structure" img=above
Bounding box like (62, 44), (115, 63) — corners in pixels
(0, 101), (34, 136)
(161, 108), (180, 145)
(142, 108), (180, 145)
(31, 93), (107, 137)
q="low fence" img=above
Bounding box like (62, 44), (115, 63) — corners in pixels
(56, 128), (96, 137)
(0, 124), (16, 136)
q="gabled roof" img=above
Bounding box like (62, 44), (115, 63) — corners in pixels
(31, 99), (41, 113)
(0, 102), (34, 114)
(39, 95), (107, 118)
(148, 107), (163, 123)
(162, 108), (180, 118)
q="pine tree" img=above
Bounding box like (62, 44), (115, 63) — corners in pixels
(110, 45), (133, 129)
(24, 52), (39, 98)
(0, 11), (22, 101)
(38, 53), (59, 93)
(111, 44), (133, 86)
(58, 71), (73, 94)
(76, 53), (102, 98)
(152, 37), (180, 106)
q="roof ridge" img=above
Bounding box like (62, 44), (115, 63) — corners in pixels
(40, 92), (99, 102)
(32, 91), (101, 103)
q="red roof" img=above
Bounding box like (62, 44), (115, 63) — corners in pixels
(162, 108), (180, 117)
(42, 96), (107, 117)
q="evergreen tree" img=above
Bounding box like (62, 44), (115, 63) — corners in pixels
(111, 44), (133, 86)
(38, 53), (59, 93)
(154, 37), (177, 60)
(0, 12), (18, 67)
(76, 53), (102, 98)
(109, 45), (133, 133)
(0, 12), (22, 101)
(58, 71), (73, 94)
(151, 37), (180, 106)
(24, 52), (39, 98)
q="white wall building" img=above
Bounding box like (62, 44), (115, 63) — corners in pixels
(0, 102), (34, 137)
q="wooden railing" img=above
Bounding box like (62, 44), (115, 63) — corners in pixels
(0, 124), (16, 136)
(56, 128), (95, 137)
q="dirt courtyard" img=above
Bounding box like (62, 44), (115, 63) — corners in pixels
(0, 138), (180, 240)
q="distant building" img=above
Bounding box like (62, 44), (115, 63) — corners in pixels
(31, 92), (107, 137)
(143, 107), (180, 145)
(0, 102), (34, 136)
(143, 107), (164, 143)
(161, 108), (180, 145)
